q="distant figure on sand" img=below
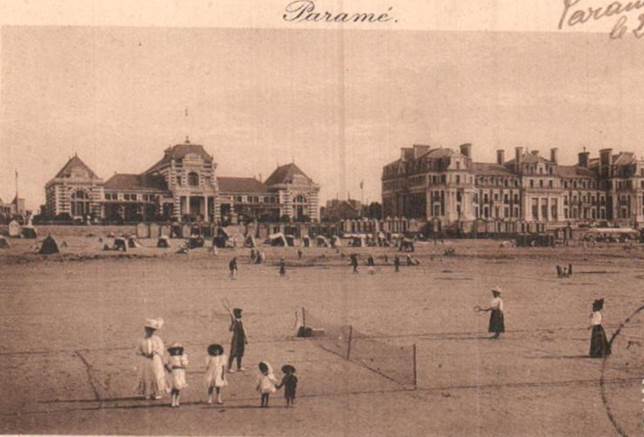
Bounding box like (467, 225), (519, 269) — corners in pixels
(228, 308), (247, 372)
(205, 344), (228, 404)
(279, 257), (286, 276)
(166, 342), (188, 407)
(394, 255), (400, 272)
(481, 288), (505, 339)
(229, 257), (238, 279)
(350, 254), (359, 273)
(297, 249), (303, 259)
(256, 361), (278, 408)
(589, 298), (611, 358)
(367, 255), (375, 274)
(276, 364), (298, 407)
(137, 318), (168, 400)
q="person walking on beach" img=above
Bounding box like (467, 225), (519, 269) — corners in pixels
(279, 257), (286, 276)
(394, 255), (400, 272)
(137, 318), (168, 400)
(350, 253), (359, 273)
(229, 257), (238, 279)
(276, 364), (298, 407)
(589, 298), (611, 358)
(482, 288), (505, 339)
(227, 308), (247, 372)
(256, 361), (278, 408)
(367, 254), (375, 274)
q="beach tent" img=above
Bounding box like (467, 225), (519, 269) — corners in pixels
(302, 235), (311, 247)
(8, 220), (21, 238)
(127, 236), (142, 248)
(21, 226), (37, 239)
(285, 234), (296, 247)
(157, 235), (171, 248)
(39, 235), (60, 255)
(0, 236), (9, 249)
(188, 235), (205, 249)
(114, 237), (128, 251)
(330, 235), (341, 248)
(316, 235), (330, 247)
(268, 232), (288, 247)
(244, 235), (257, 248)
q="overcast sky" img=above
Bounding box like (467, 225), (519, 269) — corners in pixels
(1, 27), (644, 210)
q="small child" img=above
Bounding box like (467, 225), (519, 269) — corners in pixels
(256, 361), (278, 408)
(276, 364), (298, 407)
(205, 343), (228, 404)
(279, 258), (286, 276)
(166, 342), (189, 408)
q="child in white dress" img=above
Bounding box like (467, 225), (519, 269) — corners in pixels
(205, 344), (228, 404)
(256, 361), (278, 408)
(166, 342), (188, 407)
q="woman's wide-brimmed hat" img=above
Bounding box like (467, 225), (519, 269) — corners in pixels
(592, 298), (605, 311)
(491, 287), (502, 295)
(207, 343), (223, 356)
(167, 342), (184, 354)
(144, 318), (164, 330)
(233, 308), (242, 317)
(281, 364), (296, 374)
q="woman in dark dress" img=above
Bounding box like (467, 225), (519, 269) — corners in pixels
(589, 298), (611, 358)
(483, 288), (505, 339)
(228, 308), (247, 372)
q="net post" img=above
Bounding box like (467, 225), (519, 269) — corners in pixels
(412, 343), (417, 389)
(302, 307), (306, 328)
(346, 325), (353, 360)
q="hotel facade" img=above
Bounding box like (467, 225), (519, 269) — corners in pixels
(382, 144), (644, 231)
(45, 138), (320, 223)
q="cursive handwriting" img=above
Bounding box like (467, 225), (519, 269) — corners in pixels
(283, 0), (397, 23)
(559, 0), (644, 39)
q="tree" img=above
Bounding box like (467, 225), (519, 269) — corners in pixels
(363, 202), (383, 219)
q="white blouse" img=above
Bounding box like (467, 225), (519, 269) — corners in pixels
(591, 311), (602, 326)
(490, 297), (504, 312)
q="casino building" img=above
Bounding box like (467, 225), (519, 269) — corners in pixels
(382, 144), (644, 231)
(45, 138), (320, 223)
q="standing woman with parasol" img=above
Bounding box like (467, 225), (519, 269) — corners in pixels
(589, 298), (611, 358)
(478, 288), (505, 339)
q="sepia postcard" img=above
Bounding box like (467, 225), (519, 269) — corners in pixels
(1, 0), (644, 436)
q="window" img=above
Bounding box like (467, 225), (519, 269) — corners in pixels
(548, 180), (553, 188)
(188, 172), (199, 186)
(71, 190), (90, 217)
(530, 179), (534, 188)
(539, 180), (544, 188)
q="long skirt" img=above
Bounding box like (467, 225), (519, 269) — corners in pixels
(589, 325), (611, 358)
(488, 309), (505, 333)
(137, 355), (168, 398)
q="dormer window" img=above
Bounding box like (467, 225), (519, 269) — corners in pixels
(188, 172), (199, 186)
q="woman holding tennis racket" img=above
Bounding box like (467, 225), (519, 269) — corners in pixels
(476, 287), (505, 339)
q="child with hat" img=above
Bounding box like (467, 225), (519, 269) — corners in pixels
(166, 342), (189, 407)
(205, 343), (228, 404)
(256, 361), (278, 408)
(276, 364), (298, 407)
(137, 318), (168, 400)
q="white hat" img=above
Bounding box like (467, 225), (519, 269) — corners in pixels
(144, 318), (164, 330)
(491, 287), (502, 294)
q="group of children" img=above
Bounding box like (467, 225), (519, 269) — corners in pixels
(556, 263), (574, 278)
(138, 311), (298, 409)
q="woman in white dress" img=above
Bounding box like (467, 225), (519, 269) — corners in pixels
(137, 318), (168, 400)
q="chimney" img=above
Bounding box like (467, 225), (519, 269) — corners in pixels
(531, 150), (539, 156)
(515, 147), (523, 171)
(599, 148), (612, 177)
(459, 143), (472, 159)
(578, 151), (589, 168)
(550, 147), (559, 164)
(496, 149), (505, 165)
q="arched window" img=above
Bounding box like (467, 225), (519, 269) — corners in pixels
(188, 172), (199, 186)
(71, 190), (90, 217)
(293, 195), (307, 203)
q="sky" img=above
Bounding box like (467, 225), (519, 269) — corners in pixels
(2, 26), (644, 210)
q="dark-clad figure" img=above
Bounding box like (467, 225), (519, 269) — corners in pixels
(279, 257), (286, 276)
(589, 298), (611, 358)
(228, 308), (248, 372)
(350, 254), (359, 273)
(276, 364), (298, 407)
(394, 255), (400, 272)
(229, 257), (238, 279)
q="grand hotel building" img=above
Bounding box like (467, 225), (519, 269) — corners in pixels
(382, 144), (644, 230)
(45, 138), (320, 223)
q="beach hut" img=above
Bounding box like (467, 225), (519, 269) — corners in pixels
(285, 234), (296, 247)
(127, 236), (142, 248)
(21, 226), (37, 239)
(157, 235), (171, 248)
(8, 220), (20, 238)
(316, 235), (330, 247)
